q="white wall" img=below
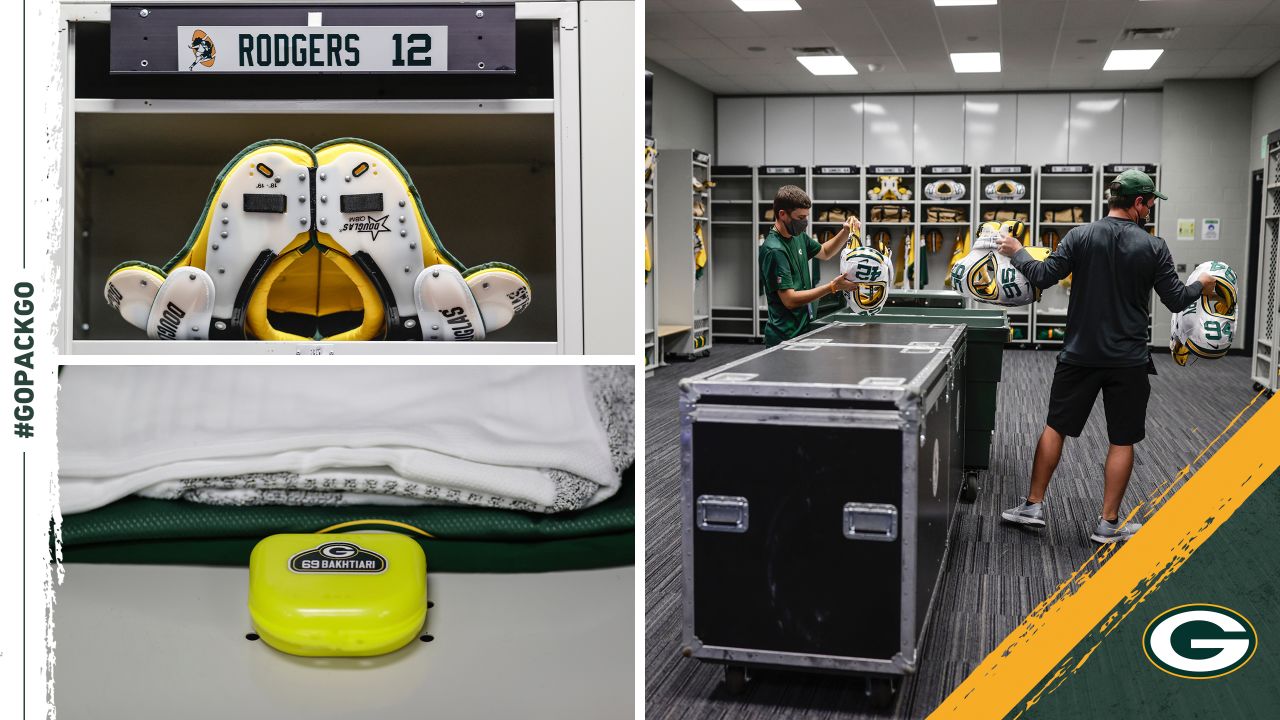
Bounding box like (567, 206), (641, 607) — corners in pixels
(1250, 60), (1280, 172)
(580, 1), (635, 354)
(715, 92), (1162, 168)
(646, 60), (715, 153)
(1158, 80), (1254, 346)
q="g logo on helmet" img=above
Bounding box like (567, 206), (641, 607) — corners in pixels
(1170, 260), (1239, 366)
(840, 245), (893, 315)
(1142, 604), (1257, 679)
(950, 221), (1040, 307)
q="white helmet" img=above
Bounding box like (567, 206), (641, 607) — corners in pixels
(839, 243), (894, 315)
(984, 179), (1026, 200)
(949, 221), (1041, 307)
(924, 180), (966, 201)
(1170, 261), (1239, 366)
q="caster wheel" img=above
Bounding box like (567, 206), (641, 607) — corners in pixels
(865, 677), (898, 709)
(1255, 382), (1265, 393)
(724, 665), (747, 695)
(960, 471), (980, 503)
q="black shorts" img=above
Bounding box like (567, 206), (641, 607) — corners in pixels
(1046, 362), (1150, 445)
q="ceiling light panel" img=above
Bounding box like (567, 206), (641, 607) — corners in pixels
(950, 52), (1001, 73)
(1103, 49), (1164, 71)
(797, 55), (858, 76)
(732, 0), (802, 11)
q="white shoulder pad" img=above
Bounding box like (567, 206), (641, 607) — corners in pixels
(414, 265), (485, 341)
(464, 268), (531, 333)
(146, 266), (215, 340)
(315, 146), (425, 318)
(205, 147), (314, 320)
(105, 266), (162, 331)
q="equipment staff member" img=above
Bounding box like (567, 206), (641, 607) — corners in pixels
(759, 186), (860, 346)
(995, 169), (1216, 544)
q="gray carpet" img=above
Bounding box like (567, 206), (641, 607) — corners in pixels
(645, 341), (1263, 720)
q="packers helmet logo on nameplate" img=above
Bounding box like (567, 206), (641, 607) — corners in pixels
(188, 29), (217, 70)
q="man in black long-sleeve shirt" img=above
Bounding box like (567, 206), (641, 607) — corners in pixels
(995, 169), (1218, 544)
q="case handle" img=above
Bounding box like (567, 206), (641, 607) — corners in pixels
(842, 503), (898, 542)
(696, 495), (749, 533)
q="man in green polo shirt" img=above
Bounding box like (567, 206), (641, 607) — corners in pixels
(759, 185), (861, 346)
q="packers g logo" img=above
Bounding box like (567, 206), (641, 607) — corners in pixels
(966, 252), (1000, 301)
(1202, 278), (1237, 319)
(1142, 604), (1257, 679)
(852, 283), (886, 310)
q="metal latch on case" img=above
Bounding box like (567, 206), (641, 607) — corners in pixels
(843, 503), (898, 542)
(696, 495), (749, 533)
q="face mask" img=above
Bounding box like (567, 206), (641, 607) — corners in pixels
(783, 213), (808, 236)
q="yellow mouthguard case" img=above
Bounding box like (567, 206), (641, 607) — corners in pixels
(248, 533), (427, 657)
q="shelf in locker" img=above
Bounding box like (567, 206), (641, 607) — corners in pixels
(711, 220), (753, 225)
(978, 199), (1032, 205)
(1040, 221), (1086, 227)
(919, 200), (972, 205)
(658, 325), (692, 337)
(712, 200), (753, 204)
(919, 222), (970, 227)
(1040, 198), (1094, 204)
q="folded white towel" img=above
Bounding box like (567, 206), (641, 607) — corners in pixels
(58, 365), (633, 515)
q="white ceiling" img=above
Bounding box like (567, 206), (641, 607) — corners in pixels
(645, 0), (1280, 94)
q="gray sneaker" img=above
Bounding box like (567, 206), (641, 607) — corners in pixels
(1001, 499), (1046, 528)
(1090, 516), (1142, 544)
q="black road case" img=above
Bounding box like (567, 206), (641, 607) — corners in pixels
(678, 322), (965, 701)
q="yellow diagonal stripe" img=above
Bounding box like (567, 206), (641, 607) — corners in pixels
(931, 393), (1280, 719)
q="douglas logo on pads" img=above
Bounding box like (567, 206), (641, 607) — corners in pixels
(290, 541), (388, 573)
